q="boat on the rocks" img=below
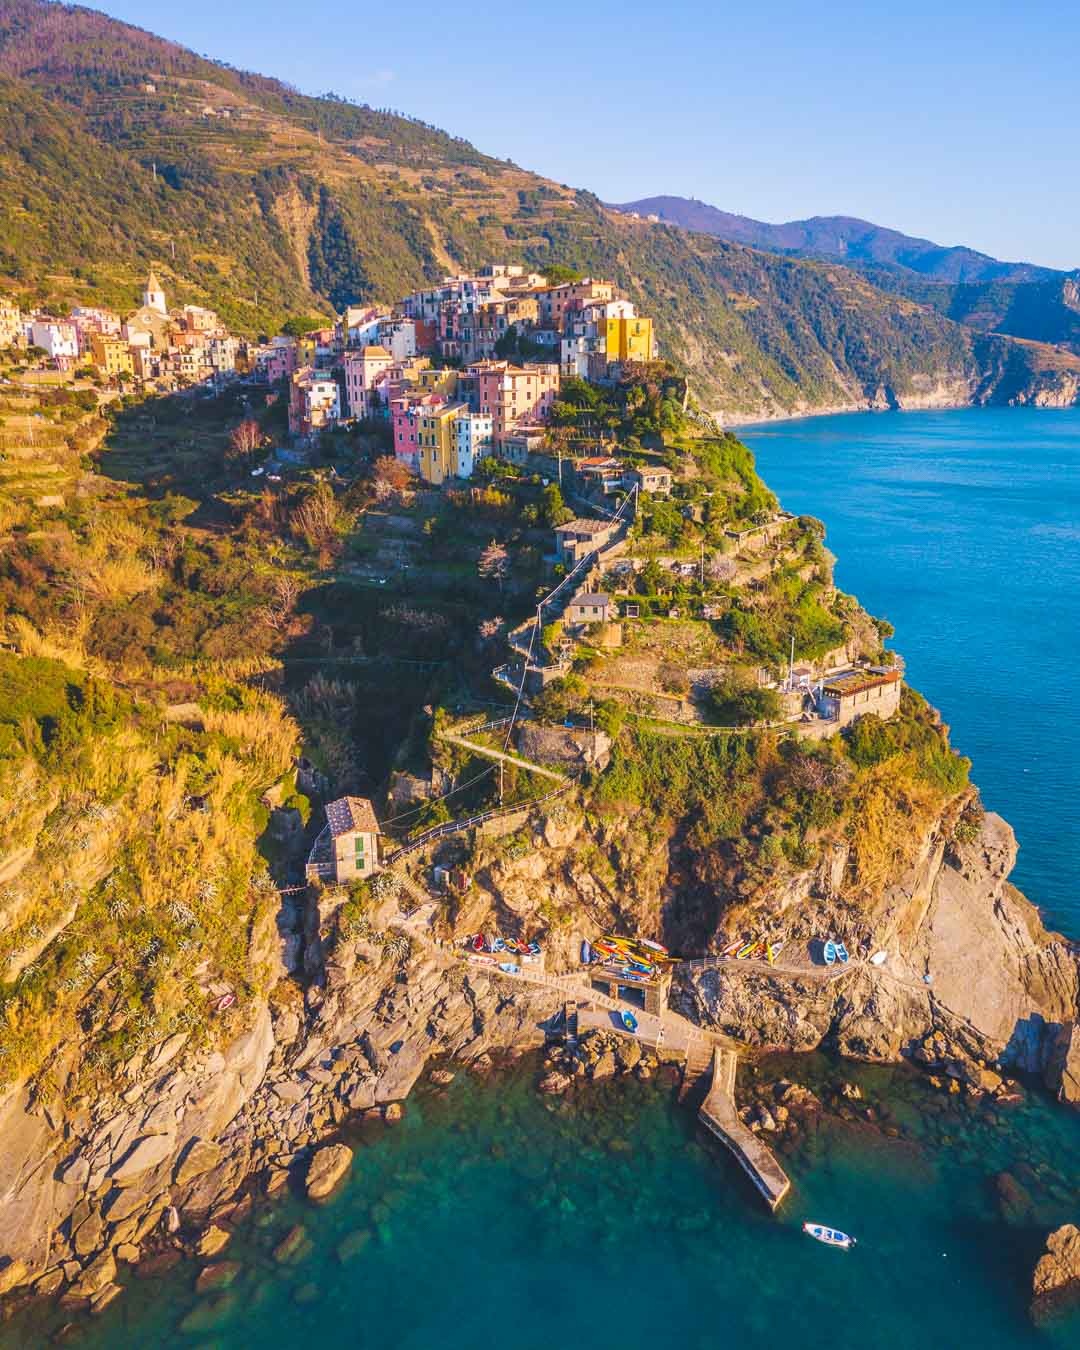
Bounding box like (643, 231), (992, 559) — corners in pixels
(835, 941), (850, 963)
(823, 940), (837, 966)
(621, 1010), (638, 1033)
(802, 1222), (856, 1250)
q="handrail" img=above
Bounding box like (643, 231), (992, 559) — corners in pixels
(382, 781), (573, 863)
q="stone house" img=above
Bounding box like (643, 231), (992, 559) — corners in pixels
(565, 592), (612, 626)
(625, 465), (673, 495)
(816, 669), (902, 727)
(305, 796), (382, 884)
(554, 518), (616, 565)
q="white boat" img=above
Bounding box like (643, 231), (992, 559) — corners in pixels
(869, 950), (888, 967)
(803, 1222), (856, 1250)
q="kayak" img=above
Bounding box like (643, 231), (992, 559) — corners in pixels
(581, 939), (593, 965)
(528, 942), (541, 956)
(721, 939), (743, 958)
(835, 942), (850, 964)
(736, 941), (761, 960)
(802, 1222), (856, 1250)
(621, 1010), (638, 1033)
(870, 950), (888, 967)
(472, 933), (485, 952)
(498, 962), (520, 975)
(638, 937), (669, 955)
(823, 940), (837, 966)
(491, 937), (506, 953)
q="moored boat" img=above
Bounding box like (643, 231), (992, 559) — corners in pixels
(802, 1222), (856, 1250)
(823, 940), (837, 966)
(835, 941), (850, 963)
(621, 1010), (638, 1033)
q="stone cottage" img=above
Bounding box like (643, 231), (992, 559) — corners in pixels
(305, 795), (382, 884)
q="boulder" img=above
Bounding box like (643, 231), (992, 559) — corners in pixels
(102, 1186), (156, 1225)
(383, 1102), (403, 1123)
(336, 1229), (372, 1263)
(0, 1258), (28, 1295)
(70, 1250), (117, 1299)
(115, 1244), (141, 1265)
(195, 1261), (241, 1294)
(73, 1207), (104, 1257)
(174, 1138), (224, 1188)
(591, 1051), (617, 1080)
(429, 1068), (456, 1086)
(110, 1132), (176, 1185)
(273, 1224), (308, 1264)
(196, 1225), (231, 1258)
(537, 1071), (572, 1096)
(1032, 1224), (1080, 1321)
(304, 1144), (354, 1201)
(90, 1282), (123, 1315)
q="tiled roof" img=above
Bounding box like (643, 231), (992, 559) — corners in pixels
(823, 670), (901, 698)
(556, 518), (611, 535)
(325, 795), (381, 837)
(571, 593), (610, 606)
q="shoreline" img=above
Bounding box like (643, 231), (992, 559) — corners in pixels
(719, 398), (1080, 430)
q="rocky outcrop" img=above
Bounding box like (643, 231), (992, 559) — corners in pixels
(1032, 1224), (1080, 1322)
(678, 813), (1079, 1080)
(1045, 1023), (1080, 1107)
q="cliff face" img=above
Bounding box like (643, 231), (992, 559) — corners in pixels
(677, 813), (1079, 1076)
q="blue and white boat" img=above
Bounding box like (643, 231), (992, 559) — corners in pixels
(802, 1222), (856, 1249)
(621, 1010), (638, 1034)
(823, 940), (837, 966)
(834, 941), (850, 964)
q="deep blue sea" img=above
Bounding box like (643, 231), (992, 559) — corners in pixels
(746, 407), (1080, 936)
(13, 409), (1078, 1348)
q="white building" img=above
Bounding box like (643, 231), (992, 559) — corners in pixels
(30, 321), (79, 362)
(454, 411), (494, 478)
(377, 318), (418, 362)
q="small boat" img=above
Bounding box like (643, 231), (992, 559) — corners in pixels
(835, 942), (850, 964)
(498, 962), (520, 975)
(765, 940), (784, 965)
(802, 1222), (856, 1250)
(528, 941), (541, 956)
(737, 941), (762, 960)
(215, 993), (235, 1013)
(721, 939), (743, 958)
(472, 933), (486, 952)
(581, 939), (593, 965)
(491, 937), (506, 953)
(638, 937), (669, 955)
(870, 950), (888, 967)
(621, 1010), (638, 1034)
(823, 940), (837, 966)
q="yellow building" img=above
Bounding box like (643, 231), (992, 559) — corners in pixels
(416, 366), (460, 399)
(90, 333), (134, 378)
(604, 316), (654, 364)
(418, 403), (466, 485)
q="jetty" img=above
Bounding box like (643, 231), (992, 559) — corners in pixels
(698, 1046), (790, 1211)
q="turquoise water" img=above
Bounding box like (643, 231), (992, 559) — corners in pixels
(14, 1057), (1079, 1348)
(745, 408), (1080, 935)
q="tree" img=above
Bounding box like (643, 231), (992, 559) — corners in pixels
(478, 540), (510, 590)
(540, 483), (573, 528)
(709, 673), (783, 727)
(292, 482), (344, 557)
(371, 454), (411, 499)
(228, 418), (262, 466)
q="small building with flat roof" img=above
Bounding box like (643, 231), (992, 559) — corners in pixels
(565, 592), (612, 626)
(816, 668), (902, 727)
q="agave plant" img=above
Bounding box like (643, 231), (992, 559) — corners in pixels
(382, 930), (413, 968)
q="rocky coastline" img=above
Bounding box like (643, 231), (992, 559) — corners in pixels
(0, 786), (1075, 1329)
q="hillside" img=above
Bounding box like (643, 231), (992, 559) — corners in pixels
(1, 2), (1080, 417)
(614, 194), (1080, 359)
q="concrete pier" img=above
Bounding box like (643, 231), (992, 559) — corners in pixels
(699, 1046), (791, 1211)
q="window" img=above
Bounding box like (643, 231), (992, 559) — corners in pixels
(355, 835), (365, 867)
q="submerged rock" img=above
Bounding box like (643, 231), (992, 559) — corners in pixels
(305, 1144), (354, 1201)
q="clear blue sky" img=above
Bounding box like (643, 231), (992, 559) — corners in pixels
(97, 0), (1079, 269)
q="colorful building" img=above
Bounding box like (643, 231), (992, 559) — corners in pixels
(0, 301), (22, 348)
(343, 344), (393, 418)
(454, 411), (494, 478)
(604, 315), (655, 365)
(473, 361), (560, 447)
(418, 403), (467, 485)
(90, 333), (134, 378)
(289, 367), (341, 438)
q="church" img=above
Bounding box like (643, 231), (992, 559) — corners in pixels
(123, 270), (173, 348)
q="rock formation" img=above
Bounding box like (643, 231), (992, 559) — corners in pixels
(1032, 1224), (1080, 1322)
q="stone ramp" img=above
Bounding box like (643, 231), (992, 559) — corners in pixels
(699, 1046), (791, 1211)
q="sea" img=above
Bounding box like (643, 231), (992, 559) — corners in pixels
(11, 408), (1079, 1348)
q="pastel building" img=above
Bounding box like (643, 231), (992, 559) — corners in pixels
(417, 403), (467, 485)
(473, 361), (560, 446)
(343, 344), (393, 418)
(90, 334), (134, 378)
(0, 301), (22, 348)
(454, 411), (494, 478)
(30, 321), (79, 364)
(289, 367), (341, 438)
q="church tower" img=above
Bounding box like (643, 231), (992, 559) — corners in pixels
(143, 269), (167, 315)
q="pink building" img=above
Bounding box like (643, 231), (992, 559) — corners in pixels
(391, 396), (431, 470)
(472, 361), (560, 446)
(343, 344), (393, 418)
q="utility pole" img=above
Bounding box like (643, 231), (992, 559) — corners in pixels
(498, 759), (504, 805)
